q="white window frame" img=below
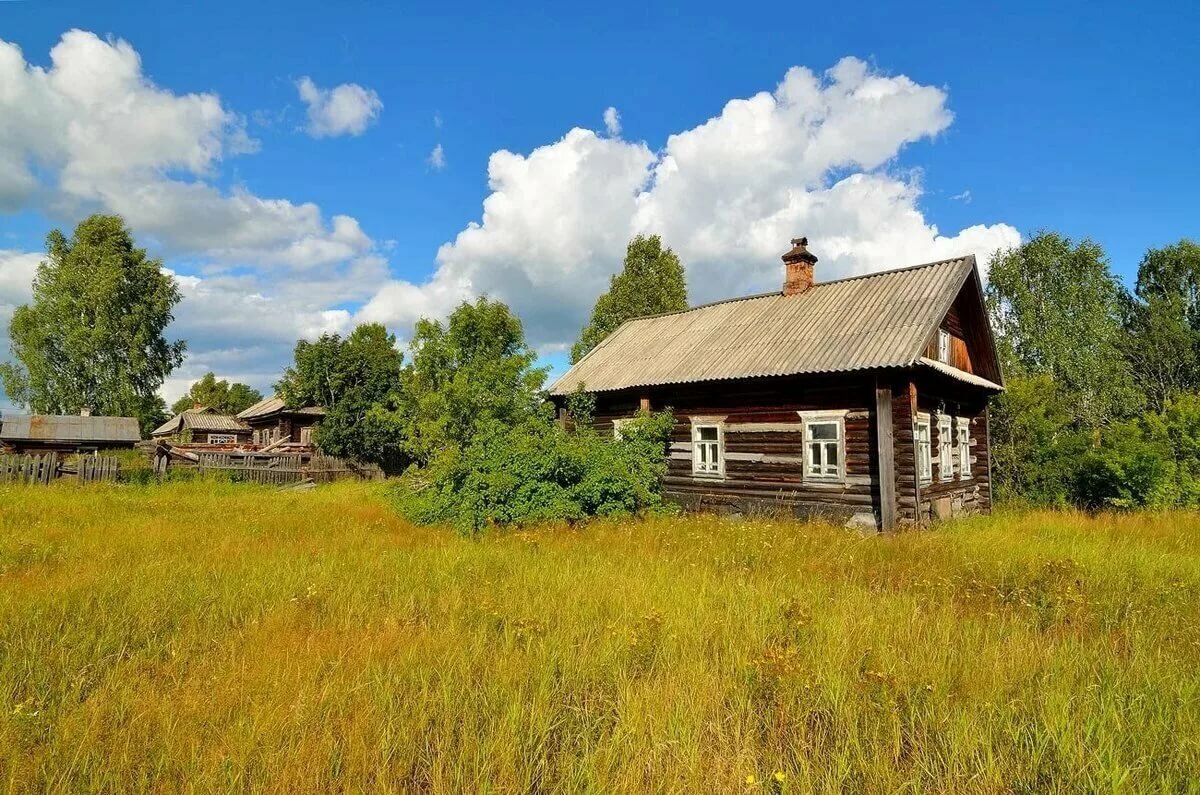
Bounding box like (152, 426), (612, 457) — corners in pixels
(798, 410), (847, 483)
(915, 412), (933, 485)
(300, 426), (315, 446)
(937, 414), (954, 482)
(957, 417), (972, 478)
(207, 433), (237, 444)
(690, 418), (725, 478)
(937, 329), (951, 363)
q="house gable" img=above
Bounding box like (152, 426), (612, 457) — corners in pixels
(920, 265), (1003, 386)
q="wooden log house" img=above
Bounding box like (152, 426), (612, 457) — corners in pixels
(548, 238), (1004, 530)
(235, 396), (325, 448)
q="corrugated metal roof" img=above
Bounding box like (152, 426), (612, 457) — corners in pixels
(549, 256), (978, 395)
(151, 407), (248, 436)
(0, 414), (141, 443)
(236, 396), (326, 420)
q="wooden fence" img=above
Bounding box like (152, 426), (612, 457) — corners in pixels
(0, 453), (121, 484)
(153, 445), (383, 486)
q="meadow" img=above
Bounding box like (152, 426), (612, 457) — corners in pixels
(1, 480), (1198, 793)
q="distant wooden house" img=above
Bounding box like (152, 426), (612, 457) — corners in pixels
(549, 238), (1004, 530)
(236, 396), (325, 447)
(0, 413), (140, 454)
(150, 406), (252, 445)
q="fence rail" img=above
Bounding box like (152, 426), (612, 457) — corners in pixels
(0, 453), (121, 484)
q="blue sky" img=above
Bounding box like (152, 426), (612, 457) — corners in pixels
(1, 0), (1197, 409)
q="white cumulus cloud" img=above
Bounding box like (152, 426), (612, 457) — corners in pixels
(296, 76), (383, 138)
(357, 57), (1019, 350)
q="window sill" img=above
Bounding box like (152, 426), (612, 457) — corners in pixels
(691, 472), (726, 481)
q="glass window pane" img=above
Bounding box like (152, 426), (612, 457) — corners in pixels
(810, 422), (837, 440)
(697, 445), (707, 464)
(698, 426), (718, 440)
(827, 443), (838, 467)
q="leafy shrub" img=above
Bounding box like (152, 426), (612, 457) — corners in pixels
(1071, 395), (1200, 510)
(1073, 425), (1175, 510)
(392, 410), (675, 534)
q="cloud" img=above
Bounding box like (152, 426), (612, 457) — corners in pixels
(428, 143), (446, 170)
(357, 57), (1019, 349)
(0, 248), (41, 335)
(0, 36), (1018, 402)
(296, 76), (383, 138)
(0, 31), (375, 272)
(433, 111), (443, 129)
(950, 189), (972, 203)
(603, 106), (621, 137)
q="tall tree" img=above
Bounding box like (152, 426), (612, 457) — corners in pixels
(170, 372), (263, 416)
(986, 231), (1141, 429)
(0, 215), (186, 435)
(571, 235), (687, 363)
(1120, 240), (1200, 411)
(397, 297), (548, 464)
(275, 323), (404, 463)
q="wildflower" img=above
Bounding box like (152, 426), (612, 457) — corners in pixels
(746, 773), (757, 785)
(774, 771), (786, 782)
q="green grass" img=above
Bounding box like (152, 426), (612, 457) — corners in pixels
(1, 480), (1198, 792)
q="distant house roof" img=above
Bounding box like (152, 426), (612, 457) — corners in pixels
(236, 396), (326, 421)
(550, 256), (1001, 395)
(0, 414), (141, 444)
(151, 407), (249, 437)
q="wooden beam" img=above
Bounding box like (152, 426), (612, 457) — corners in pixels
(875, 381), (897, 531)
(259, 435), (292, 453)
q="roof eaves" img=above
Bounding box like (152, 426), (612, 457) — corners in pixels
(917, 357), (1004, 392)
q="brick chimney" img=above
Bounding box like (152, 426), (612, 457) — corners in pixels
(782, 237), (818, 296)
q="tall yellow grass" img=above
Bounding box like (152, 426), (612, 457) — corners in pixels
(1, 480), (1198, 792)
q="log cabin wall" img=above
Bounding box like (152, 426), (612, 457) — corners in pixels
(247, 414), (321, 446)
(590, 373), (884, 528)
(586, 369), (994, 530)
(910, 372), (992, 524)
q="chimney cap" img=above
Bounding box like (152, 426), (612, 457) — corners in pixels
(782, 237), (818, 265)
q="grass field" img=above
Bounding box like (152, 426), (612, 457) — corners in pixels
(1, 480), (1199, 792)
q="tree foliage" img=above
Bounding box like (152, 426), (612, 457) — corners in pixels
(986, 231), (1141, 429)
(0, 214), (185, 435)
(1120, 241), (1200, 411)
(276, 323), (404, 464)
(396, 297), (548, 465)
(170, 373), (263, 416)
(988, 235), (1200, 511)
(571, 235), (687, 363)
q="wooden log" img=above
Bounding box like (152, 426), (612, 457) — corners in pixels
(876, 383), (897, 531)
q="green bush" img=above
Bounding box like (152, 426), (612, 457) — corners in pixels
(392, 410), (675, 534)
(1071, 395), (1200, 510)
